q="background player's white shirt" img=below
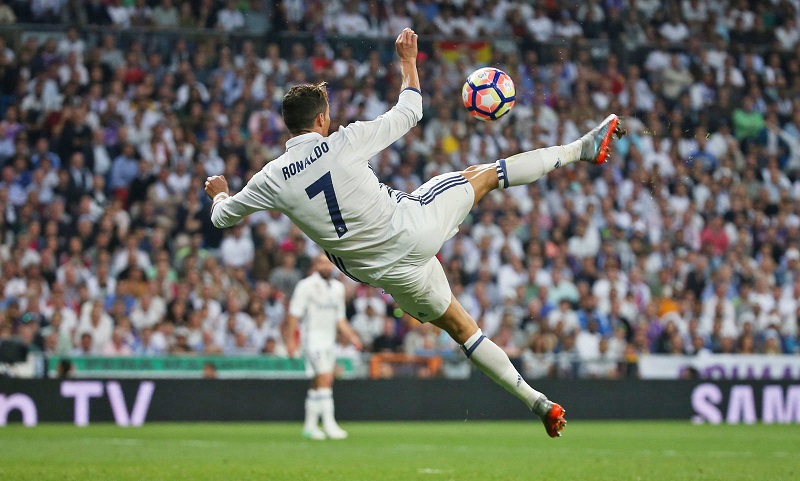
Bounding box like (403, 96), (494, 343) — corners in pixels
(289, 272), (346, 350)
(212, 90), (423, 282)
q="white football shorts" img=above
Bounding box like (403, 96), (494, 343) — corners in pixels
(375, 172), (475, 321)
(304, 347), (336, 377)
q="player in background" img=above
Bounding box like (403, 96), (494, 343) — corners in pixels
(206, 28), (624, 438)
(284, 254), (362, 440)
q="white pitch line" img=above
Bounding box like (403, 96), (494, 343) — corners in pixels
(417, 468), (453, 475)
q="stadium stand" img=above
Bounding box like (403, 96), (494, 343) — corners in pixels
(0, 0), (798, 381)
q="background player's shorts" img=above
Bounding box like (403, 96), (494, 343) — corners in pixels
(377, 172), (475, 321)
(304, 347), (336, 377)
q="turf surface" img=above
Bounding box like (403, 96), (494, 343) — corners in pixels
(0, 421), (795, 481)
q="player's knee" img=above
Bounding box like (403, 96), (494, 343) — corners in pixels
(313, 373), (335, 388)
(431, 299), (479, 344)
(460, 166), (498, 205)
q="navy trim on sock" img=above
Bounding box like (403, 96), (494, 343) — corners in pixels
(402, 87), (422, 95)
(496, 159), (509, 189)
(461, 335), (486, 358)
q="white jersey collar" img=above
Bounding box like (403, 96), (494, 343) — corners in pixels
(285, 132), (323, 150)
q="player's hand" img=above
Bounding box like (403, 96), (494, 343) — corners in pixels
(204, 175), (229, 199)
(395, 27), (418, 62)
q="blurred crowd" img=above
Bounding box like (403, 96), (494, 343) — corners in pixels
(1, 0), (800, 380)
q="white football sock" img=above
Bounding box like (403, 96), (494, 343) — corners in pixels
(303, 389), (321, 431)
(462, 329), (549, 416)
(495, 141), (582, 189)
(317, 388), (340, 431)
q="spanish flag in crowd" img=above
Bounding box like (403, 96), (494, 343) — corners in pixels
(435, 40), (492, 63)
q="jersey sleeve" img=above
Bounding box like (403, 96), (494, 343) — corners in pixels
(210, 171), (275, 228)
(335, 88), (423, 163)
(288, 280), (308, 319)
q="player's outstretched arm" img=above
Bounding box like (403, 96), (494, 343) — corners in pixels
(396, 27), (420, 92)
(205, 174), (270, 228)
(336, 28), (423, 161)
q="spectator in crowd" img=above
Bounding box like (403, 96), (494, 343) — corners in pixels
(216, 0), (244, 32)
(153, 0), (179, 29)
(102, 326), (133, 355)
(1, 0), (798, 385)
(350, 302), (385, 351)
(373, 317), (403, 353)
(0, 1), (16, 24)
(106, 0), (132, 28)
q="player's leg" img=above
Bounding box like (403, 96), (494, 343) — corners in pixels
(302, 353), (334, 440)
(460, 114), (624, 205)
(311, 352), (348, 440)
(381, 259), (566, 437)
(430, 295), (567, 438)
(438, 116), (626, 435)
(302, 376), (326, 439)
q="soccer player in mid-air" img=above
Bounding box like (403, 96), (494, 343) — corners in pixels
(206, 28), (623, 438)
(284, 254), (362, 440)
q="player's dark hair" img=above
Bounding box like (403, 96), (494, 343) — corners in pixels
(281, 82), (329, 135)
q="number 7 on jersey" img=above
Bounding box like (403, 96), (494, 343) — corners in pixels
(305, 171), (348, 238)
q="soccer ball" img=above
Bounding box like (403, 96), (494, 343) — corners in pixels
(462, 67), (516, 121)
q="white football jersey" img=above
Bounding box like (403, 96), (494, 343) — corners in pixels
(288, 272), (346, 350)
(211, 89), (424, 283)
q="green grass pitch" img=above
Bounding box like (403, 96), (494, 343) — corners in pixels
(0, 421), (795, 481)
